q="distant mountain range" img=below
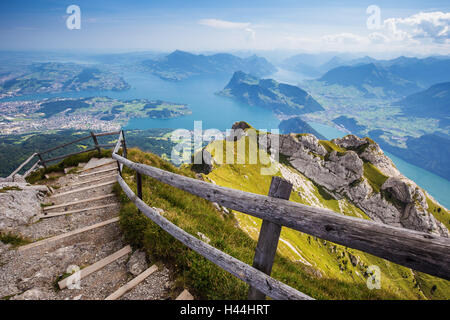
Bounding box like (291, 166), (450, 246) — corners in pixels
(278, 117), (326, 139)
(218, 71), (324, 115)
(394, 81), (450, 121)
(142, 50), (276, 81)
(282, 54), (378, 77)
(318, 57), (450, 98)
(319, 63), (419, 97)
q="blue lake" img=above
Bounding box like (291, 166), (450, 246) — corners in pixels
(2, 72), (279, 131)
(3, 72), (449, 208)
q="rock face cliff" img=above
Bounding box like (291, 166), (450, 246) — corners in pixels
(0, 182), (48, 230)
(218, 71), (324, 115)
(260, 132), (448, 237)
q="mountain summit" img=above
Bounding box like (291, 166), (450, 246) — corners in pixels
(142, 50), (276, 81)
(219, 71), (324, 115)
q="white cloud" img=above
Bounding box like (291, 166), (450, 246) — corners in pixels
(198, 19), (250, 30)
(321, 33), (369, 45)
(382, 11), (450, 43)
(199, 18), (255, 42)
(368, 32), (390, 44)
(318, 11), (450, 51)
(245, 27), (256, 41)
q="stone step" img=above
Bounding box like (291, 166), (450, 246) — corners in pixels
(39, 203), (119, 219)
(80, 160), (117, 173)
(50, 181), (116, 198)
(104, 265), (159, 300)
(43, 194), (116, 212)
(58, 245), (132, 290)
(59, 174), (117, 191)
(18, 217), (120, 252)
(78, 167), (118, 180)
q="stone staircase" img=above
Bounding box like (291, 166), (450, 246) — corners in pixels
(0, 157), (192, 300)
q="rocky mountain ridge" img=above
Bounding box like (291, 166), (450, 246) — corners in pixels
(261, 131), (448, 237)
(219, 71), (324, 115)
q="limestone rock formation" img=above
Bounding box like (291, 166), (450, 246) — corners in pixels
(259, 132), (448, 237)
(0, 182), (49, 231)
(332, 135), (400, 177)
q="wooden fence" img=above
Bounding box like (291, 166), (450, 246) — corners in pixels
(8, 130), (450, 300)
(111, 131), (450, 300)
(6, 131), (120, 179)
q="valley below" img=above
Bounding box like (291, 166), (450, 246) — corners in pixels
(1, 61), (450, 210)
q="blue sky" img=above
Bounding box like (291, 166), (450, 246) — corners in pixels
(0, 0), (449, 56)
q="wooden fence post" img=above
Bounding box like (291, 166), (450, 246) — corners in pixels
(91, 131), (101, 155)
(121, 130), (128, 159)
(37, 153), (46, 169)
(136, 171), (143, 213)
(248, 176), (293, 300)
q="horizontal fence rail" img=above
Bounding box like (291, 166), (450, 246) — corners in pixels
(41, 144), (115, 165)
(38, 134), (93, 156)
(14, 129), (447, 300)
(117, 175), (313, 300)
(112, 153), (450, 281)
(7, 153), (38, 179)
(6, 131), (121, 178)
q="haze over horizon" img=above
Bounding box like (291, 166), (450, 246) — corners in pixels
(0, 0), (449, 59)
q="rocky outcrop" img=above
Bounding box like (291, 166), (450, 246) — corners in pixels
(332, 135), (400, 177)
(381, 177), (448, 236)
(0, 182), (49, 231)
(127, 250), (148, 276)
(259, 132), (448, 237)
(267, 133), (364, 191)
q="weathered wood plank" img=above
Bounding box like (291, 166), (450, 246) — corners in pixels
(121, 130), (128, 159)
(117, 176), (313, 300)
(248, 177), (293, 300)
(113, 131), (124, 155)
(61, 173), (117, 189)
(79, 167), (118, 178)
(91, 131), (101, 155)
(50, 180), (115, 198)
(42, 147), (98, 164)
(7, 153), (37, 178)
(112, 154), (450, 280)
(40, 203), (118, 219)
(176, 289), (194, 300)
(37, 153), (46, 169)
(39, 135), (92, 155)
(80, 160), (116, 173)
(105, 264), (158, 300)
(136, 172), (143, 199)
(94, 131), (121, 137)
(42, 144), (115, 165)
(59, 245), (132, 290)
(18, 217), (119, 251)
(43, 194), (115, 211)
(23, 160), (40, 178)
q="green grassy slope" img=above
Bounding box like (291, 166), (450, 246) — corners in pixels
(116, 148), (405, 299)
(23, 143), (448, 299)
(202, 137), (449, 300)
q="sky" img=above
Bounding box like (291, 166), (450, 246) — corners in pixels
(0, 0), (449, 57)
